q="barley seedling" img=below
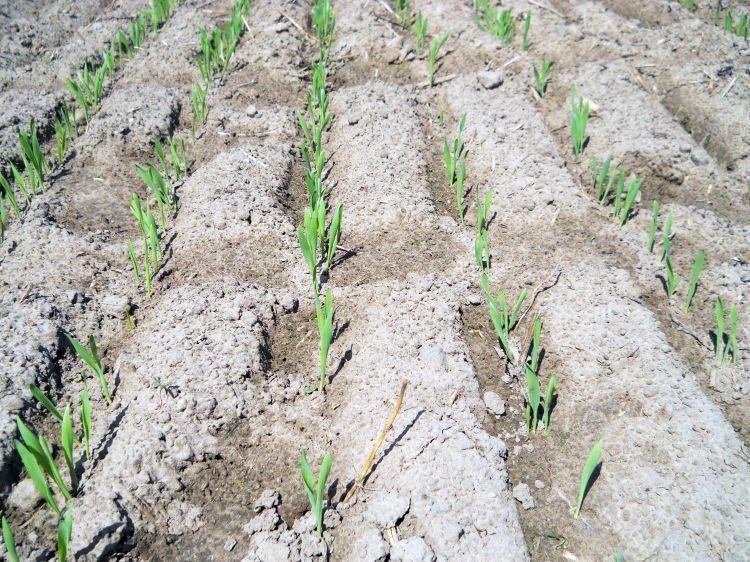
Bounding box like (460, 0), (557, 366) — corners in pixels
(533, 58), (553, 98)
(316, 288), (334, 392)
(102, 46), (116, 80)
(395, 0), (412, 29)
(428, 33), (448, 87)
(29, 383), (63, 421)
(665, 255), (681, 300)
(684, 249), (705, 312)
(81, 378), (92, 459)
(19, 118), (49, 190)
(16, 417), (71, 499)
(481, 273), (527, 362)
(681, 0), (696, 12)
(0, 199), (6, 243)
(0, 173), (21, 220)
(726, 304), (738, 364)
(61, 405), (78, 489)
(130, 13), (147, 50)
(2, 516), (18, 562)
(648, 200), (660, 253)
(66, 333), (111, 404)
(9, 161), (31, 204)
(128, 236), (141, 283)
(415, 12), (428, 54)
(61, 102), (78, 139)
(542, 374), (557, 432)
(298, 208), (321, 291)
(136, 163), (172, 227)
(475, 1), (515, 43)
(58, 507), (73, 562)
(54, 119), (67, 164)
(524, 318), (543, 432)
(300, 448), (333, 536)
(725, 10), (733, 32)
(115, 29), (130, 63)
(715, 296), (724, 361)
(660, 211), (673, 262)
(475, 188), (493, 272)
(570, 84), (590, 158)
(191, 82), (208, 138)
(591, 156), (615, 204)
(575, 439), (603, 518)
(618, 175), (641, 226)
(15, 437), (62, 515)
(168, 136), (188, 179)
(444, 114), (467, 222)
(154, 138), (168, 178)
(716, 298), (739, 365)
(522, 11), (531, 50)
(325, 204), (343, 272)
(312, 0), (336, 60)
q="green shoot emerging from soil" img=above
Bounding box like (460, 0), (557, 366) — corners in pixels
(522, 11), (531, 50)
(395, 0), (412, 29)
(475, 1), (515, 43)
(570, 84), (589, 159)
(2, 516), (18, 562)
(58, 506), (73, 562)
(684, 249), (705, 312)
(428, 33), (448, 87)
(300, 448), (333, 536)
(648, 200), (660, 253)
(316, 289), (335, 393)
(542, 374), (557, 432)
(524, 318), (543, 432)
(533, 59), (553, 98)
(66, 333), (111, 404)
(415, 12), (428, 54)
(575, 439), (603, 518)
(444, 114), (467, 223)
(661, 211), (673, 262)
(665, 255), (681, 300)
(716, 298), (739, 365)
(481, 273), (527, 362)
(191, 82), (208, 139)
(475, 188), (493, 272)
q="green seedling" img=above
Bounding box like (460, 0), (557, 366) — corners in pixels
(16, 417), (71, 499)
(661, 211), (673, 261)
(726, 304), (738, 364)
(0, 172), (21, 220)
(300, 448), (333, 536)
(648, 201), (660, 253)
(15, 438), (61, 515)
(168, 136), (188, 179)
(716, 298), (738, 365)
(715, 296), (724, 361)
(81, 378), (92, 459)
(2, 516), (19, 562)
(475, 188), (493, 272)
(298, 207), (321, 292)
(61, 405), (78, 489)
(427, 33), (448, 87)
(65, 78), (90, 124)
(154, 138), (168, 178)
(58, 507), (73, 562)
(570, 84), (590, 158)
(125, 307), (134, 331)
(443, 114), (467, 222)
(61, 103), (78, 139)
(615, 552), (625, 562)
(19, 118), (49, 190)
(0, 198), (6, 243)
(130, 13), (147, 51)
(665, 255), (681, 300)
(312, 0), (336, 60)
(325, 204), (343, 272)
(575, 439), (603, 518)
(128, 236), (141, 283)
(681, 0), (696, 12)
(725, 10), (733, 32)
(135, 163), (172, 227)
(102, 46), (116, 80)
(54, 119), (67, 164)
(415, 12), (428, 53)
(618, 175), (641, 226)
(481, 273), (527, 362)
(316, 288), (334, 393)
(542, 374), (557, 432)
(9, 161), (31, 204)
(684, 249), (704, 312)
(395, 0), (412, 29)
(591, 156), (615, 204)
(475, 1), (515, 43)
(533, 58), (553, 98)
(29, 383), (63, 421)
(522, 11), (531, 50)
(191, 82), (208, 138)
(524, 318), (543, 432)
(65, 333), (111, 405)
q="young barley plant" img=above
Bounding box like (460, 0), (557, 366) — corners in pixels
(54, 118), (68, 164)
(65, 333), (111, 404)
(9, 161), (31, 204)
(681, 0), (696, 12)
(618, 175), (641, 226)
(61, 405), (78, 489)
(428, 33), (448, 87)
(591, 155), (615, 204)
(522, 11), (531, 50)
(575, 439), (603, 518)
(325, 204), (343, 272)
(395, 0), (412, 29)
(481, 273), (527, 362)
(19, 118), (49, 190)
(542, 374), (557, 432)
(0, 172), (21, 221)
(443, 114), (467, 223)
(533, 58), (553, 98)
(475, 188), (493, 272)
(475, 1), (515, 43)
(316, 289), (334, 393)
(648, 200), (660, 253)
(58, 506), (73, 562)
(168, 136), (188, 179)
(415, 12), (428, 54)
(136, 163), (173, 228)
(82, 378), (92, 459)
(716, 299), (738, 365)
(524, 318), (543, 432)
(14, 436), (62, 515)
(665, 255), (681, 300)
(570, 84), (590, 159)
(684, 249), (705, 312)
(191, 82), (208, 139)
(715, 296), (724, 361)
(661, 211), (673, 262)
(300, 448), (333, 536)
(2, 516), (19, 562)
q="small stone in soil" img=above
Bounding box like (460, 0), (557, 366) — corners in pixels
(483, 391), (506, 416)
(512, 483), (535, 510)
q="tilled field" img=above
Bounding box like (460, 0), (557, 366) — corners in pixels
(1, 0), (749, 561)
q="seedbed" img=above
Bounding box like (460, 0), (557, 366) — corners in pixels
(1, 1), (748, 561)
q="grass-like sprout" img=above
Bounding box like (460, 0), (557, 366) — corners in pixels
(81, 378), (92, 459)
(0, 172), (21, 221)
(14, 435), (62, 515)
(716, 298), (739, 365)
(19, 118), (48, 191)
(9, 161), (31, 203)
(136, 163), (173, 227)
(415, 12), (428, 54)
(395, 0), (412, 29)
(542, 374), (557, 432)
(54, 119), (67, 164)
(315, 289), (334, 393)
(300, 448), (333, 536)
(475, 188), (492, 272)
(2, 516), (18, 562)
(660, 211), (673, 262)
(312, 0), (336, 60)
(428, 33), (448, 88)
(716, 296), (724, 361)
(681, 0), (696, 12)
(443, 114), (467, 223)
(61, 405), (78, 489)
(191, 82), (208, 139)
(66, 333), (111, 404)
(129, 13), (148, 50)
(58, 507), (73, 562)
(524, 318), (543, 432)
(533, 58), (553, 98)
(684, 249), (705, 312)
(61, 102), (78, 139)
(575, 439), (603, 518)
(481, 272), (527, 362)
(16, 417), (71, 499)
(618, 175), (641, 226)
(591, 156), (614, 204)
(475, 1), (515, 43)
(325, 204), (343, 272)
(570, 84), (590, 158)
(168, 136), (188, 179)
(648, 200), (660, 253)
(522, 11), (531, 50)
(665, 255), (681, 300)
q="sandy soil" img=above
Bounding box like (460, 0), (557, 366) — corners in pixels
(1, 0), (749, 561)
